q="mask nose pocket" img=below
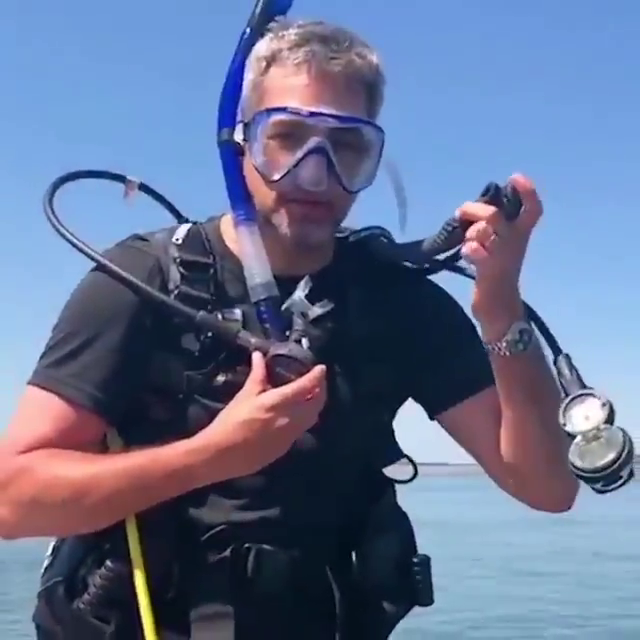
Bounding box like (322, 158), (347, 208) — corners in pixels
(292, 148), (330, 191)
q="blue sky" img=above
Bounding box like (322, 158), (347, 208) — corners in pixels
(1, 0), (638, 462)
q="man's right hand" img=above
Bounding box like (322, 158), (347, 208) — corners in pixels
(0, 355), (325, 538)
(194, 351), (327, 478)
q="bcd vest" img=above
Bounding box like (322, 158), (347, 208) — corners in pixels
(33, 219), (433, 640)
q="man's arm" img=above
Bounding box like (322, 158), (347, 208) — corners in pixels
(402, 277), (578, 513)
(0, 389), (225, 539)
(0, 237), (222, 539)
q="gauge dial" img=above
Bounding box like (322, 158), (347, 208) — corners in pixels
(560, 391), (610, 436)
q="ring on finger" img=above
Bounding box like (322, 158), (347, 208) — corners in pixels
(485, 229), (500, 248)
(486, 209), (512, 237)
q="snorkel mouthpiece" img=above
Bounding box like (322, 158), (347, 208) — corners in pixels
(217, 0), (294, 340)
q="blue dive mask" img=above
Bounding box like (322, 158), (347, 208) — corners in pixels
(238, 106), (385, 194)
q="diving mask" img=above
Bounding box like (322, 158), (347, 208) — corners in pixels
(237, 106), (385, 194)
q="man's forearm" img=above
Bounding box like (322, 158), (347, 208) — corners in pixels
(479, 300), (579, 512)
(0, 437), (218, 539)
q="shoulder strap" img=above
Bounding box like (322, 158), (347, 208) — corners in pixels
(161, 221), (219, 313)
(148, 219), (247, 329)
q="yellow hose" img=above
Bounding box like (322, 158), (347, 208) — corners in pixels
(106, 430), (159, 640)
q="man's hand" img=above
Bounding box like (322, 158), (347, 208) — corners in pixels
(448, 174), (577, 512)
(456, 173), (542, 335)
(0, 355), (326, 538)
(194, 351), (327, 478)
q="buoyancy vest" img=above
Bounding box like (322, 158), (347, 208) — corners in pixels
(33, 218), (433, 640)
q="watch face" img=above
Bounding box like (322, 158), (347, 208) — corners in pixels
(507, 322), (534, 352)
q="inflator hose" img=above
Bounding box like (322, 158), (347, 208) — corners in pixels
(106, 430), (159, 640)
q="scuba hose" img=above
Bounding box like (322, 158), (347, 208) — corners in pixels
(105, 430), (159, 640)
(39, 1), (635, 639)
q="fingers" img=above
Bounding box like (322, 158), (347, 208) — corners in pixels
(466, 220), (498, 247)
(456, 201), (510, 237)
(508, 173), (542, 231)
(236, 351), (269, 397)
(264, 364), (327, 407)
(460, 239), (490, 264)
(460, 221), (497, 264)
(455, 175), (540, 267)
(456, 174), (542, 235)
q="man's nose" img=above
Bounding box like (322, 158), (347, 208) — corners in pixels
(294, 151), (329, 192)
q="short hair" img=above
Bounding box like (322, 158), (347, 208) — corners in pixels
(241, 19), (385, 120)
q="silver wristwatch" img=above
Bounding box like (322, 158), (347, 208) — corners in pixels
(482, 319), (536, 357)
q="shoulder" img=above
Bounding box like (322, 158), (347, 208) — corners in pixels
(337, 234), (463, 326)
(102, 225), (181, 274)
(52, 230), (168, 325)
(76, 219), (205, 299)
(27, 225), (189, 419)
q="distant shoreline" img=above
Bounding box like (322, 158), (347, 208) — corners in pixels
(389, 461), (485, 477)
(392, 457), (640, 478)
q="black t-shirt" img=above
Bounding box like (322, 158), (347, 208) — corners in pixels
(30, 220), (493, 422)
(29, 218), (494, 545)
(30, 233), (168, 427)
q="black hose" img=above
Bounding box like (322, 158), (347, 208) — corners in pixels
(42, 171), (566, 375)
(418, 182), (563, 356)
(419, 181), (522, 259)
(43, 170), (269, 354)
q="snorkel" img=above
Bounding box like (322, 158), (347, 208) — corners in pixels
(217, 0), (294, 340)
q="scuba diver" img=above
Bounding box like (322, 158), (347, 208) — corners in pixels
(0, 15), (586, 640)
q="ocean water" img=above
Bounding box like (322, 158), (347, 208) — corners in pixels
(1, 474), (637, 639)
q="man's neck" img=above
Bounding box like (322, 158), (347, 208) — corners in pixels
(219, 214), (334, 277)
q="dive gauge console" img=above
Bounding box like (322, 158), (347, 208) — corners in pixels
(559, 389), (635, 494)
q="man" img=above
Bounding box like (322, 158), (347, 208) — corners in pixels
(0, 18), (577, 640)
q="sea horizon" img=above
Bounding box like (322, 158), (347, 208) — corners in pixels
(394, 455), (640, 478)
(408, 452), (640, 466)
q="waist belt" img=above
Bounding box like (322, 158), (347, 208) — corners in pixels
(34, 499), (432, 640)
(189, 542), (343, 640)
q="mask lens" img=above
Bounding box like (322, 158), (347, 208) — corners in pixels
(259, 115), (315, 177)
(245, 108), (384, 193)
(326, 126), (374, 185)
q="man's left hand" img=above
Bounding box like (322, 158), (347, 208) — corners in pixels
(456, 173), (542, 329)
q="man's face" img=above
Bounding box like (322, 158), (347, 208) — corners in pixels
(243, 65), (369, 251)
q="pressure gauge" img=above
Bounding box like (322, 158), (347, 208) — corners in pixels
(559, 389), (612, 437)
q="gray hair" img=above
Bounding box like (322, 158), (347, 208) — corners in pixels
(240, 19), (385, 120)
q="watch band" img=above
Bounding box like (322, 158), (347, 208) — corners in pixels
(482, 319), (536, 357)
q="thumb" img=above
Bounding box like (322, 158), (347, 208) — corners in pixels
(236, 351), (269, 397)
(508, 173), (542, 232)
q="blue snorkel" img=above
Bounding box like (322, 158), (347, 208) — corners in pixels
(217, 0), (294, 341)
